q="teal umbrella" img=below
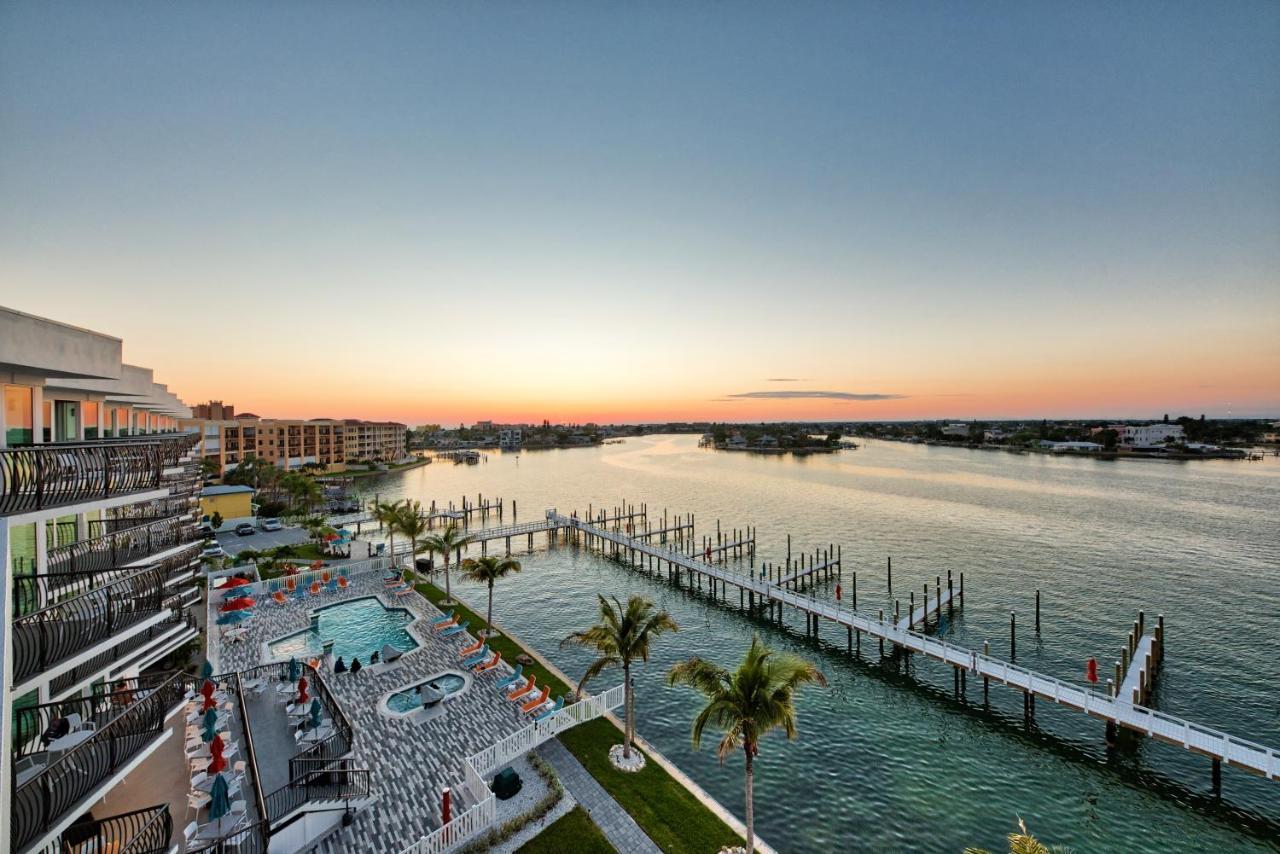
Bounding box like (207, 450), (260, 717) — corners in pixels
(309, 697), (323, 730)
(200, 660), (214, 680)
(208, 773), (231, 820)
(202, 708), (218, 742)
(287, 657), (301, 681)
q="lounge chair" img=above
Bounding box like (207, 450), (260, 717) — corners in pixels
(432, 615), (459, 632)
(439, 621), (469, 638)
(507, 674), (536, 701)
(459, 637), (484, 657)
(430, 609), (455, 626)
(380, 644), (403, 664)
(386, 583), (410, 595)
(494, 665), (524, 690)
(322, 571), (331, 584)
(310, 581), (322, 595)
(532, 696), (564, 722)
(272, 591), (287, 605)
(475, 652), (502, 673)
(337, 576), (349, 589)
(325, 579), (339, 594)
(384, 574), (405, 588)
(519, 686), (550, 714)
(394, 585), (414, 597)
(461, 645), (490, 668)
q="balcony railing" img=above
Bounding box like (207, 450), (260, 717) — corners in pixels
(11, 673), (184, 852)
(47, 516), (195, 577)
(58, 803), (173, 854)
(48, 610), (196, 697)
(262, 759), (371, 825)
(1, 435), (198, 516)
(12, 568), (168, 685)
(186, 819), (270, 854)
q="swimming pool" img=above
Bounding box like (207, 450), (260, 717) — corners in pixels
(385, 671), (469, 714)
(267, 596), (418, 662)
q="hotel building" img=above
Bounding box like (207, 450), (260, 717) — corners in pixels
(182, 416), (407, 477)
(2, 306), (204, 851)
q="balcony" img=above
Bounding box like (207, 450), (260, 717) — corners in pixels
(10, 672), (185, 853)
(11, 567), (170, 686)
(57, 804), (173, 854)
(0, 434), (198, 517)
(49, 606), (197, 698)
(47, 516), (195, 577)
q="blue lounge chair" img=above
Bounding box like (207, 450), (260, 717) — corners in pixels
(532, 696), (564, 723)
(439, 621), (469, 638)
(430, 609), (455, 626)
(461, 645), (490, 668)
(494, 665), (523, 691)
(325, 579), (339, 594)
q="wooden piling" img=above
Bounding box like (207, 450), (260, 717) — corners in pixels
(1010, 612), (1016, 661)
(1035, 590), (1041, 633)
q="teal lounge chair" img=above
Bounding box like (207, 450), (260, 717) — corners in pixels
(439, 621), (469, 638)
(532, 696), (564, 723)
(494, 665), (523, 690)
(461, 645), (490, 668)
(430, 609), (455, 625)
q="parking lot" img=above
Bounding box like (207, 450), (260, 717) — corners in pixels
(214, 524), (309, 557)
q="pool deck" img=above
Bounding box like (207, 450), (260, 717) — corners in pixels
(212, 571), (531, 851)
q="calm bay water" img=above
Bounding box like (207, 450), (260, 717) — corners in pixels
(358, 436), (1279, 852)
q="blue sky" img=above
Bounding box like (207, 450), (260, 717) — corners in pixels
(2, 2), (1277, 422)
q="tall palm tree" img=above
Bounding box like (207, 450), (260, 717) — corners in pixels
(561, 595), (678, 760)
(371, 500), (403, 572)
(666, 634), (825, 854)
(393, 500), (431, 581)
(420, 524), (473, 604)
(459, 555), (522, 636)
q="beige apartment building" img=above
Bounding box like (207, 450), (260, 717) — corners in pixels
(345, 419), (408, 463)
(182, 414), (406, 476)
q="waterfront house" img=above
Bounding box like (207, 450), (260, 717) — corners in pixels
(1122, 423), (1185, 448)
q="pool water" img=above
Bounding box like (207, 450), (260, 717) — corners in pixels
(268, 596), (417, 662)
(387, 673), (468, 713)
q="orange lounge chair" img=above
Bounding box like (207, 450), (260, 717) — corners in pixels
(519, 686), (550, 714)
(337, 576), (349, 589)
(432, 616), (458, 632)
(322, 571), (331, 584)
(475, 652), (502, 673)
(459, 637), (484, 657)
(508, 675), (536, 701)
(285, 578), (297, 592)
(310, 581), (321, 595)
(272, 591), (287, 605)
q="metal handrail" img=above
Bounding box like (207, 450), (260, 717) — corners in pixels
(58, 802), (172, 854)
(46, 515), (196, 577)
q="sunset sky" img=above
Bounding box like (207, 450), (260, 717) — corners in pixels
(2, 2), (1277, 425)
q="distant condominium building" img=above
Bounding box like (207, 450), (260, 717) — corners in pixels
(181, 416), (348, 475)
(1122, 423), (1185, 448)
(344, 419), (408, 463)
(1, 305), (203, 852)
(192, 399), (235, 419)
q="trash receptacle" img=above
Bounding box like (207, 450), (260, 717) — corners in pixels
(491, 767), (522, 800)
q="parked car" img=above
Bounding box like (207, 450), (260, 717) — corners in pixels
(259, 517), (282, 532)
(201, 543), (225, 558)
(197, 523), (215, 537)
(234, 523), (256, 536)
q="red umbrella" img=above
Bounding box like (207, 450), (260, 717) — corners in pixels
(324, 533), (339, 541)
(224, 576), (251, 588)
(200, 679), (217, 713)
(296, 675), (309, 705)
(220, 597), (254, 612)
(207, 733), (227, 774)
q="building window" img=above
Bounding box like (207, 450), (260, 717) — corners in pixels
(42, 400), (52, 442)
(4, 385), (34, 445)
(83, 400), (99, 439)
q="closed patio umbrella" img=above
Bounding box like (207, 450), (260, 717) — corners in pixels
(296, 676), (309, 704)
(202, 708), (218, 742)
(287, 657), (301, 681)
(200, 660), (214, 680)
(200, 680), (216, 713)
(309, 698), (322, 730)
(208, 772), (231, 821)
(207, 734), (227, 774)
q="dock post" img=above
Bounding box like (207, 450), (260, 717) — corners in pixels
(983, 641), (990, 704)
(1138, 609), (1145, 638)
(878, 610), (885, 657)
(908, 593), (914, 630)
(935, 576), (941, 620)
(1211, 758), (1222, 796)
(1157, 614), (1165, 663)
(852, 571), (857, 610)
(1010, 612), (1016, 661)
(947, 570), (953, 616)
(847, 625), (852, 653)
(1035, 590), (1041, 633)
(923, 583), (928, 627)
(960, 572), (964, 605)
(887, 556), (892, 593)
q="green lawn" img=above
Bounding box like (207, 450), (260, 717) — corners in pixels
(516, 806), (615, 854)
(414, 581), (572, 697)
(557, 718), (741, 854)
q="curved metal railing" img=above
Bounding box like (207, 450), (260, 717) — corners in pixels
(47, 515), (196, 577)
(57, 802), (172, 854)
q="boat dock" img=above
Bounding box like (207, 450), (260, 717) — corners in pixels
(546, 510), (1280, 789)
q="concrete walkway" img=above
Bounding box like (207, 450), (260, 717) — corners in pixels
(536, 739), (661, 854)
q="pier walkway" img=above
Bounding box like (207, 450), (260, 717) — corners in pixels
(549, 512), (1280, 783)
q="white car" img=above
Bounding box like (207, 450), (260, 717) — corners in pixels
(201, 543), (226, 559)
(259, 518), (283, 532)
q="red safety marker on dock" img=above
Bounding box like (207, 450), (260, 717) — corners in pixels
(1086, 657), (1098, 684)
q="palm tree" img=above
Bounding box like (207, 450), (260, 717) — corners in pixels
(420, 524), (473, 604)
(371, 500), (403, 572)
(459, 555), (522, 636)
(964, 819), (1066, 854)
(392, 500), (430, 581)
(561, 595), (678, 761)
(666, 634), (825, 854)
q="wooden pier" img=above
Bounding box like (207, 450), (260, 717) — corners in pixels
(549, 510), (1280, 786)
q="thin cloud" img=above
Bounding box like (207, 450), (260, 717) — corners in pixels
(728, 390), (906, 401)
(767, 378), (805, 382)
